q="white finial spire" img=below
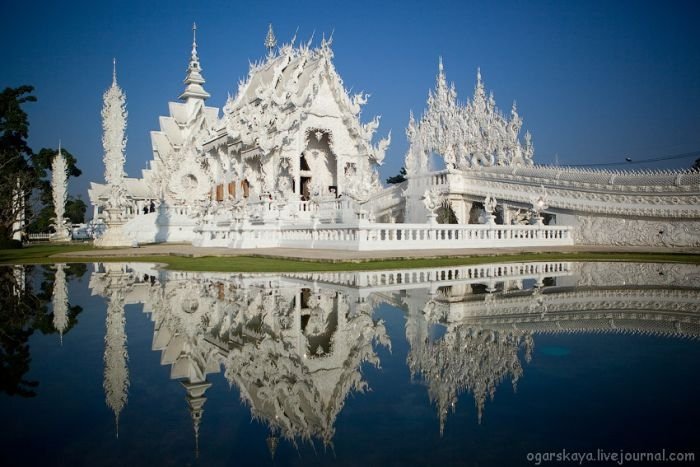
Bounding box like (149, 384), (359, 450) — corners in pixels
(191, 22), (198, 59)
(112, 58), (117, 85)
(180, 23), (210, 101)
(265, 23), (277, 56)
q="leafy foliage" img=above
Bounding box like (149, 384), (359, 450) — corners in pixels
(0, 86), (82, 239)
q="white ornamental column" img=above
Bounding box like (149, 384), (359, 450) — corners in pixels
(95, 59), (135, 247)
(50, 144), (71, 241)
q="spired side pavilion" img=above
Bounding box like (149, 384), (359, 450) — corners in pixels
(88, 26), (700, 249)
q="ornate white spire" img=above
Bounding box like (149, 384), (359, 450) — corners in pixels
(101, 61), (128, 210)
(51, 142), (69, 239)
(179, 22), (211, 101)
(52, 263), (69, 344)
(264, 23), (277, 56)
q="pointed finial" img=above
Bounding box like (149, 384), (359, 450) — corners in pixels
(190, 23), (199, 62)
(265, 23), (277, 55)
(477, 67), (482, 84)
(180, 23), (210, 101)
(112, 58), (117, 85)
(58, 139), (62, 156)
(438, 56), (443, 73)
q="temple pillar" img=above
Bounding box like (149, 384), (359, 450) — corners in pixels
(448, 197), (472, 224)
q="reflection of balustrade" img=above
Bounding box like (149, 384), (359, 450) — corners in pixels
(352, 223), (572, 250)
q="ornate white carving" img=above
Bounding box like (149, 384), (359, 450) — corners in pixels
(101, 61), (128, 213)
(405, 60), (534, 176)
(574, 216), (700, 247)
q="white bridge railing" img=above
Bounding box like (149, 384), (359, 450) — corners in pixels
(194, 221), (573, 250)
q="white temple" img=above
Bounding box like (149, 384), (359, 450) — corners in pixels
(89, 26), (700, 249)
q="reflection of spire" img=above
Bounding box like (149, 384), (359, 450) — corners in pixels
(266, 432), (279, 460)
(103, 288), (129, 438)
(408, 323), (533, 434)
(182, 380), (212, 459)
(52, 264), (69, 345)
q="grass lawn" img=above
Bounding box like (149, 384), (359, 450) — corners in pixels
(1, 244), (699, 272)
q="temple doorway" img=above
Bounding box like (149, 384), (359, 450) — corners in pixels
(300, 129), (337, 198)
(301, 176), (311, 201)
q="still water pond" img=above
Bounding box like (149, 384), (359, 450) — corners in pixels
(1, 261), (699, 466)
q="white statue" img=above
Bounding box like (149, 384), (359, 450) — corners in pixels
(422, 188), (442, 224)
(483, 195), (497, 225)
(530, 187), (549, 225)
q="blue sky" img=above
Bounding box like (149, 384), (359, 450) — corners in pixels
(3, 0), (700, 201)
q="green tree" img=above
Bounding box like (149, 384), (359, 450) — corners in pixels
(65, 197), (87, 224)
(0, 86), (82, 239)
(386, 167), (407, 184)
(0, 86), (36, 241)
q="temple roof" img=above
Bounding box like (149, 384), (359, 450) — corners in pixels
(89, 178), (151, 201)
(228, 48), (325, 112)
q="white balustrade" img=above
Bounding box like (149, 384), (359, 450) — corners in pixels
(195, 220), (573, 250)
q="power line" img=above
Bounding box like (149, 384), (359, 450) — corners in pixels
(567, 150), (700, 168)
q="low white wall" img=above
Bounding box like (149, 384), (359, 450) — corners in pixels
(122, 209), (197, 244)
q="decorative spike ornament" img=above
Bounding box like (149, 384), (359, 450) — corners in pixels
(265, 23), (277, 56)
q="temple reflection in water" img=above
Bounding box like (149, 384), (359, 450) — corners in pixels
(86, 261), (700, 455)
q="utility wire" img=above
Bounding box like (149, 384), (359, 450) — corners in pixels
(566, 150), (700, 167)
